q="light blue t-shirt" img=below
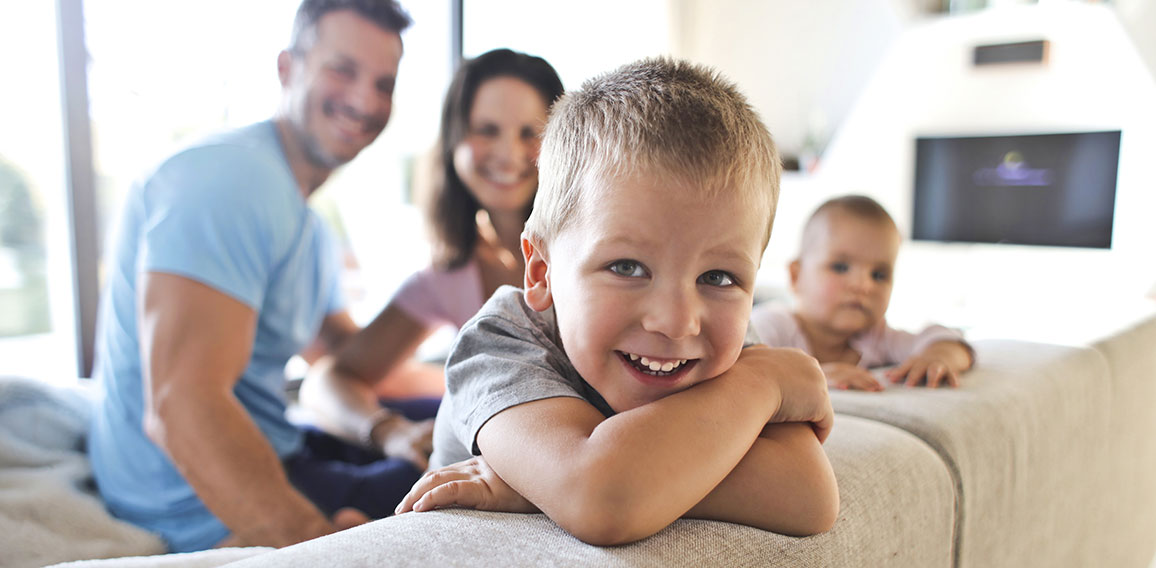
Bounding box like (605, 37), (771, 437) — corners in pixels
(88, 121), (344, 552)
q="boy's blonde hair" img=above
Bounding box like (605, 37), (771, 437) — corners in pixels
(525, 57), (781, 248)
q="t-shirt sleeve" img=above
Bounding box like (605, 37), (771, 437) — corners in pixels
(391, 268), (447, 329)
(443, 308), (585, 458)
(138, 146), (299, 309)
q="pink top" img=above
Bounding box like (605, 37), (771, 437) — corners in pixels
(749, 303), (970, 369)
(392, 258), (486, 331)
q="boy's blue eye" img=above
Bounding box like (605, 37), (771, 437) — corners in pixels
(608, 260), (647, 278)
(872, 270), (890, 282)
(830, 262), (849, 274)
(699, 270), (735, 287)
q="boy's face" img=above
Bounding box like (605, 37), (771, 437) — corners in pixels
(522, 174), (768, 413)
(790, 211), (900, 337)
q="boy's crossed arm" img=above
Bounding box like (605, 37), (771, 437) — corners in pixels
(398, 346), (838, 545)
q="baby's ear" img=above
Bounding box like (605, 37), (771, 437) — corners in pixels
(522, 233), (553, 311)
(788, 259), (802, 289)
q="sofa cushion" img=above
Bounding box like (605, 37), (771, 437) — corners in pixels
(1090, 309), (1156, 567)
(224, 415), (954, 567)
(830, 340), (1111, 568)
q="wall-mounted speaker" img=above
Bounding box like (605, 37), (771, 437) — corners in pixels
(973, 39), (1049, 66)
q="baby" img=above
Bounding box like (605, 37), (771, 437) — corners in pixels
(752, 195), (973, 391)
(395, 57), (839, 545)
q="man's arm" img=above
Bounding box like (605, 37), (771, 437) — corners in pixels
(475, 346), (834, 546)
(139, 272), (338, 547)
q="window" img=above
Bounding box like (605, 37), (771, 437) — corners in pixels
(0, 2), (79, 382)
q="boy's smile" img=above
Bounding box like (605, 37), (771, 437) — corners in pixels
(522, 173), (770, 413)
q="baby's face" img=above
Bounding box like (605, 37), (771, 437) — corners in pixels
(524, 174), (767, 413)
(791, 211), (900, 337)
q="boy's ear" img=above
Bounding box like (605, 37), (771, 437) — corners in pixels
(521, 233), (553, 312)
(788, 259), (801, 290)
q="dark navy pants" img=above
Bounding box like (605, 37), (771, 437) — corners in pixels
(284, 397), (440, 519)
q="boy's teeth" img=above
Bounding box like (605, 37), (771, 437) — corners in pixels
(628, 353), (687, 373)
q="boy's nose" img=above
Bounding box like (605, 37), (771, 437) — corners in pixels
(640, 284), (702, 340)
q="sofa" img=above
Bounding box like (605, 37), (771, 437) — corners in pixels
(16, 305), (1156, 568)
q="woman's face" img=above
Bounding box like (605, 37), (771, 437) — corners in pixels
(452, 76), (549, 217)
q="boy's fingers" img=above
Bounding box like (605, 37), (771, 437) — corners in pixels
(415, 480), (482, 513)
(397, 468), (467, 514)
(944, 369), (960, 388)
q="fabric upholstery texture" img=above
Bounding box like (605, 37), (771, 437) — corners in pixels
(1091, 310), (1156, 567)
(225, 415), (953, 568)
(830, 340), (1112, 568)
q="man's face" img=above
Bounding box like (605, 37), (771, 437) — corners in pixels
(791, 211), (900, 337)
(279, 9), (402, 170)
(523, 174), (768, 413)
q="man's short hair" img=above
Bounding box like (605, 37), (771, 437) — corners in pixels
(525, 57), (781, 249)
(288, 0), (412, 54)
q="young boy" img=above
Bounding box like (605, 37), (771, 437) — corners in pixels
(395, 58), (839, 545)
(751, 195), (973, 392)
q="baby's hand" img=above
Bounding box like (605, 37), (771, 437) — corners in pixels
(734, 345), (833, 443)
(887, 352), (957, 388)
(395, 456), (539, 516)
(821, 362), (885, 392)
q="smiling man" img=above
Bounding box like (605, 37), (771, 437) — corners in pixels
(86, 0), (433, 553)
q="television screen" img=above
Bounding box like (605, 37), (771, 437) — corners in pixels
(912, 131), (1120, 249)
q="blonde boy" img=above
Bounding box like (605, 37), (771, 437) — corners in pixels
(752, 195), (973, 392)
(398, 58), (839, 544)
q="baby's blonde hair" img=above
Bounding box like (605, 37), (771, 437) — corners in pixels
(525, 57), (781, 248)
(799, 195), (898, 257)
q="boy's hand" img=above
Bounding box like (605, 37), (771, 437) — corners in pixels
(735, 345), (834, 443)
(886, 340), (971, 388)
(821, 362), (885, 392)
(395, 456), (539, 516)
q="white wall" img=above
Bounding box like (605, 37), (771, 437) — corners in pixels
(673, 1), (1156, 343)
(797, 2), (1156, 342)
(670, 0), (920, 158)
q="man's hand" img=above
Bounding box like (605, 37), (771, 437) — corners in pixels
(395, 456), (538, 515)
(731, 346), (833, 442)
(886, 340), (972, 388)
(375, 415), (435, 471)
(822, 362), (885, 392)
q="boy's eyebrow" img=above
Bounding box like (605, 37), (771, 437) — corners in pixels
(594, 235), (758, 266)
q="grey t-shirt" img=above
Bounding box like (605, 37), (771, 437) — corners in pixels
(429, 285), (614, 469)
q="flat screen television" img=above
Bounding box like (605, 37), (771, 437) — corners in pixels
(911, 131), (1121, 249)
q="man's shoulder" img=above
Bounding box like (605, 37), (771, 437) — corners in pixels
(164, 121), (285, 176)
(143, 121), (296, 208)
